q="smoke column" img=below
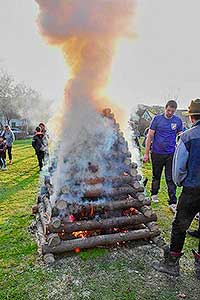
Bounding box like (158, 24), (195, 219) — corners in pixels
(35, 0), (136, 197)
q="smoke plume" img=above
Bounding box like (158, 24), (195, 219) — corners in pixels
(35, 0), (136, 198)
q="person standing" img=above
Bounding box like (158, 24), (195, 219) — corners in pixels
(0, 136), (7, 170)
(153, 98), (200, 278)
(143, 100), (183, 213)
(4, 125), (15, 165)
(39, 122), (49, 165)
(32, 127), (45, 171)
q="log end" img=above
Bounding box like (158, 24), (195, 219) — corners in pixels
(43, 253), (55, 265)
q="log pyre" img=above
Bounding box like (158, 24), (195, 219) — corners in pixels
(33, 108), (161, 264)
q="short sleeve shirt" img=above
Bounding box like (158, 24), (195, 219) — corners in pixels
(150, 114), (183, 154)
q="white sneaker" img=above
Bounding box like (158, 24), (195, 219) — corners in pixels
(169, 204), (177, 214)
(2, 166), (7, 171)
(151, 195), (159, 203)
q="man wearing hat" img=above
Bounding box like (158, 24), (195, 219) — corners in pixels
(153, 99), (200, 278)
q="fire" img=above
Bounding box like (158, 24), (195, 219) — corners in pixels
(72, 231), (89, 239)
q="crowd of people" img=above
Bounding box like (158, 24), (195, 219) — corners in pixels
(0, 122), (49, 172)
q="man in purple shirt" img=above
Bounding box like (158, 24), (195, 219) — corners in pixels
(144, 100), (183, 213)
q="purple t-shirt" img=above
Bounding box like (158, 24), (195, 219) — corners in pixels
(150, 114), (183, 154)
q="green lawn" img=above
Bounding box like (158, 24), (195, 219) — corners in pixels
(0, 140), (199, 300)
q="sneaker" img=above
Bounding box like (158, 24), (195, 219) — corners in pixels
(151, 195), (159, 203)
(169, 204), (177, 214)
(2, 166), (7, 171)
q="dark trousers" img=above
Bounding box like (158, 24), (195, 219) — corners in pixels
(6, 146), (12, 161)
(36, 151), (44, 170)
(0, 154), (6, 168)
(170, 187), (200, 253)
(151, 152), (177, 205)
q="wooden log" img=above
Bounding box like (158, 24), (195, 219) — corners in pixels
(138, 205), (154, 218)
(42, 228), (160, 254)
(43, 253), (55, 265)
(84, 186), (138, 198)
(146, 221), (160, 232)
(135, 193), (146, 201)
(151, 235), (167, 248)
(38, 202), (50, 234)
(42, 195), (52, 218)
(55, 199), (68, 210)
(127, 168), (138, 176)
(40, 185), (48, 195)
(128, 184), (145, 193)
(102, 108), (112, 116)
(35, 214), (55, 264)
(131, 162), (138, 169)
(50, 217), (62, 229)
(32, 205), (38, 215)
(103, 197), (151, 210)
(81, 175), (142, 187)
(48, 213), (157, 233)
(130, 181), (141, 189)
(44, 175), (51, 185)
(47, 233), (61, 248)
(35, 215), (47, 251)
(124, 158), (132, 166)
(132, 174), (142, 181)
(61, 185), (70, 194)
(51, 206), (60, 217)
(126, 151), (132, 158)
(59, 197), (150, 218)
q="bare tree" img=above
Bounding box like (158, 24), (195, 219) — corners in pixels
(0, 69), (53, 125)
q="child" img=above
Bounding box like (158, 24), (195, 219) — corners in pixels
(0, 136), (7, 170)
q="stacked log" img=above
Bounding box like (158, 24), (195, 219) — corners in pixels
(34, 108), (161, 263)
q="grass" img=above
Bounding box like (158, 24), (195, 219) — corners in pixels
(0, 139), (200, 300)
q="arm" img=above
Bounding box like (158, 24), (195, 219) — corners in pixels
(143, 129), (155, 163)
(172, 139), (188, 186)
(177, 119), (183, 138)
(11, 131), (15, 143)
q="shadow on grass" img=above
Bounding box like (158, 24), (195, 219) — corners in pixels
(13, 155), (35, 164)
(14, 145), (33, 151)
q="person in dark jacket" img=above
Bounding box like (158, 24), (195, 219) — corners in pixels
(39, 122), (49, 165)
(153, 98), (200, 279)
(32, 127), (45, 171)
(0, 136), (7, 170)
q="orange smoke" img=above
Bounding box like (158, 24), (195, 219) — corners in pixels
(36, 0), (136, 116)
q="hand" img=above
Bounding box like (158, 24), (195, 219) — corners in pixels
(143, 153), (149, 163)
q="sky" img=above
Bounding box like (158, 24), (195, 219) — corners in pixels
(0, 0), (200, 110)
